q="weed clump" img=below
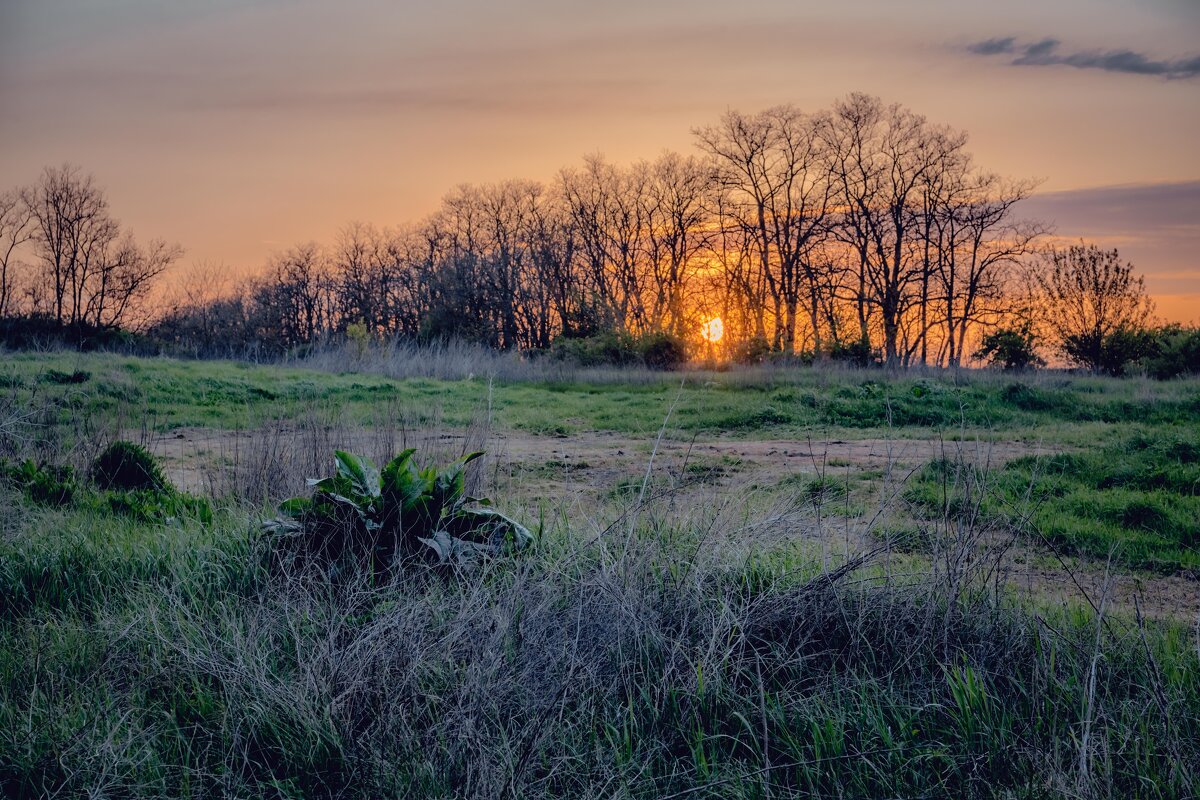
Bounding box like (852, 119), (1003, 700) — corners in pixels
(3, 445), (210, 524)
(264, 449), (534, 573)
(1, 459), (77, 506)
(41, 368), (90, 385)
(91, 440), (169, 492)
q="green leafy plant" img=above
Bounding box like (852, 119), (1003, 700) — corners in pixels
(104, 487), (213, 525)
(1139, 323), (1200, 379)
(1, 459), (77, 506)
(264, 449), (534, 572)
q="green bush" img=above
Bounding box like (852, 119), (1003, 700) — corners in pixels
(826, 338), (878, 367)
(551, 330), (688, 369)
(731, 335), (773, 365)
(264, 449), (534, 572)
(1064, 327), (1156, 376)
(1139, 324), (1200, 379)
(550, 331), (638, 366)
(3, 449), (211, 524)
(974, 324), (1044, 371)
(91, 441), (170, 492)
(635, 331), (688, 370)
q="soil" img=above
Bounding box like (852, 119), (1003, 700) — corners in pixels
(143, 425), (1198, 622)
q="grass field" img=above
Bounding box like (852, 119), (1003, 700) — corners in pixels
(1, 349), (1197, 798)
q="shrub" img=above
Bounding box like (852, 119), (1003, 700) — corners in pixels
(732, 335), (773, 365)
(264, 449), (534, 573)
(344, 320), (371, 360)
(826, 338), (878, 367)
(1139, 324), (1200, 379)
(549, 331), (637, 367)
(1063, 327), (1156, 376)
(91, 441), (170, 492)
(0, 314), (146, 352)
(550, 330), (688, 369)
(973, 324), (1044, 371)
(635, 331), (688, 370)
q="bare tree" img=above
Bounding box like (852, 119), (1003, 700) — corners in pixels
(331, 221), (388, 334)
(21, 164), (180, 329)
(23, 164), (118, 324)
(933, 173), (1043, 367)
(1034, 242), (1154, 372)
(640, 152), (714, 337)
(254, 243), (333, 347)
(696, 105), (835, 354)
(104, 96), (1054, 364)
(559, 156), (652, 333)
(826, 94), (969, 365)
(0, 189), (34, 317)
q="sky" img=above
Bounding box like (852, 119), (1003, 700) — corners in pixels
(1, 0), (1198, 320)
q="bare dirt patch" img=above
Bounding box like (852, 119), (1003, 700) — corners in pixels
(146, 427), (1050, 493)
(142, 426), (1196, 621)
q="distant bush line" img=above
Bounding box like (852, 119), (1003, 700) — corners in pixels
(2, 313), (1197, 378)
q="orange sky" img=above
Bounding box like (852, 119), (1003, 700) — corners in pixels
(1, 0), (1197, 320)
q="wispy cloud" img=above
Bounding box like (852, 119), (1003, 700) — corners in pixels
(966, 37), (1016, 56)
(968, 36), (1200, 79)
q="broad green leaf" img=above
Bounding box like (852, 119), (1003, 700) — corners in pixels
(277, 497), (313, 517)
(417, 530), (454, 563)
(381, 449), (417, 490)
(449, 507), (535, 550)
(334, 450), (380, 499)
(310, 475), (354, 497)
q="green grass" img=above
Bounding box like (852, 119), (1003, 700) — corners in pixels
(1, 352), (1199, 797)
(4, 352), (1198, 442)
(906, 428), (1200, 571)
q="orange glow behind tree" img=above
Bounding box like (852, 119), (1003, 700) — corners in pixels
(700, 316), (724, 344)
(2, 95), (1150, 367)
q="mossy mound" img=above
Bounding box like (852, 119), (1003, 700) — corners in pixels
(91, 441), (170, 492)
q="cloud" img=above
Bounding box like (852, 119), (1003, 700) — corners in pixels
(968, 36), (1200, 79)
(966, 37), (1015, 56)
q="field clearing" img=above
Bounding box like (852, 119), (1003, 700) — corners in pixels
(136, 422), (1195, 620)
(2, 351), (1198, 798)
(6, 350), (1199, 442)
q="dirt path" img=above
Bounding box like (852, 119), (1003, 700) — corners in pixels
(142, 425), (1197, 622)
(146, 426), (1050, 494)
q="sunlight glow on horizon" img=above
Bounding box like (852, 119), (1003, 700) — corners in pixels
(0, 0), (1196, 320)
(701, 317), (724, 344)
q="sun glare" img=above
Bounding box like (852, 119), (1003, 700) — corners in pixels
(700, 316), (724, 344)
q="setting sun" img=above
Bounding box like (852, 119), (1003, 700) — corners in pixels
(700, 316), (724, 343)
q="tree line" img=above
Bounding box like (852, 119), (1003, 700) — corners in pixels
(1, 93), (1192, 374)
(0, 164), (181, 333)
